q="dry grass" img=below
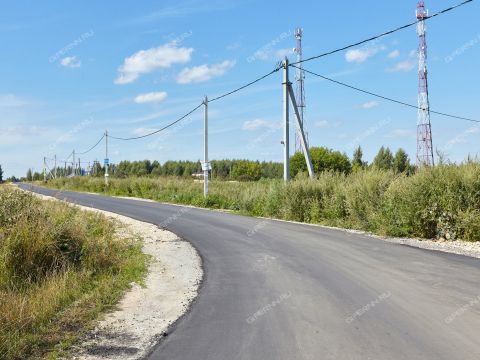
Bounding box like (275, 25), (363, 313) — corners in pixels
(44, 162), (480, 241)
(0, 188), (148, 359)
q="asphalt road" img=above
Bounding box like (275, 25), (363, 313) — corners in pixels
(21, 184), (480, 360)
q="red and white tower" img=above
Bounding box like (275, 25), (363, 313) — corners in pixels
(294, 27), (308, 153)
(416, 1), (434, 167)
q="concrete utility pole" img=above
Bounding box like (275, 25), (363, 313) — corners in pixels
(283, 58), (290, 182)
(203, 96), (209, 198)
(43, 157), (46, 182)
(283, 57), (315, 181)
(288, 86), (314, 178)
(105, 130), (109, 186)
(54, 155), (57, 179)
(72, 150), (76, 177)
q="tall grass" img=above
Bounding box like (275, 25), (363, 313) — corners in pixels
(0, 188), (148, 359)
(45, 162), (480, 241)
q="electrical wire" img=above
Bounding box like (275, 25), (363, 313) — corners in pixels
(109, 65), (282, 140)
(291, 0), (474, 66)
(76, 134), (105, 155)
(209, 65), (282, 102)
(292, 64), (480, 123)
(109, 103), (204, 140)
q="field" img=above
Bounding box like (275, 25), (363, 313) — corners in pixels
(44, 162), (480, 242)
(0, 188), (148, 359)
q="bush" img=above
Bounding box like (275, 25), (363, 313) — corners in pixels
(44, 161), (480, 242)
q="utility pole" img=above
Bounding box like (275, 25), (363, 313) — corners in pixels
(43, 157), (46, 182)
(282, 57), (314, 180)
(283, 58), (290, 182)
(78, 158), (81, 176)
(203, 96), (209, 197)
(104, 130), (109, 185)
(54, 155), (57, 179)
(72, 150), (76, 177)
(64, 161), (67, 177)
(288, 86), (314, 177)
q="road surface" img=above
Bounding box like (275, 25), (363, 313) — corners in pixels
(21, 184), (480, 360)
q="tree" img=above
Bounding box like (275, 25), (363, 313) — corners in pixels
(393, 148), (411, 174)
(373, 146), (394, 170)
(352, 146), (367, 172)
(0, 164), (3, 183)
(290, 147), (351, 177)
(231, 160), (261, 181)
(26, 168), (33, 181)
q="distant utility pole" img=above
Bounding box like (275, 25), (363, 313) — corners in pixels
(43, 156), (46, 182)
(54, 155), (57, 179)
(203, 96), (209, 198)
(104, 130), (109, 185)
(78, 158), (81, 176)
(72, 150), (76, 177)
(283, 57), (314, 182)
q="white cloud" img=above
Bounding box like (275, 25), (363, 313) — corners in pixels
(132, 127), (158, 136)
(242, 119), (278, 131)
(388, 50), (400, 59)
(134, 91), (168, 104)
(314, 120), (330, 128)
(386, 60), (416, 73)
(445, 126), (480, 148)
(60, 56), (81, 68)
(115, 43), (193, 84)
(176, 60), (235, 84)
(275, 48), (293, 59)
(362, 101), (379, 109)
(0, 94), (27, 107)
(385, 129), (415, 138)
(345, 46), (383, 63)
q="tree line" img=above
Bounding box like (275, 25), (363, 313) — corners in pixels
(22, 145), (414, 182)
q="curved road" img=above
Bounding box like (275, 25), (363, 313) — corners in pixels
(22, 185), (480, 360)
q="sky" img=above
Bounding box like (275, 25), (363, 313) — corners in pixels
(0, 0), (479, 178)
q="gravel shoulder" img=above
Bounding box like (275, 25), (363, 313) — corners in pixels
(19, 189), (203, 360)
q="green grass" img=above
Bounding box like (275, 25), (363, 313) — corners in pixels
(0, 188), (148, 359)
(44, 161), (480, 242)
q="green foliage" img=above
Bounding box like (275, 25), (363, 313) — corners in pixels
(231, 160), (262, 181)
(0, 189), (147, 359)
(352, 146), (367, 172)
(373, 146), (394, 170)
(290, 146), (351, 177)
(0, 164), (3, 182)
(393, 148), (414, 174)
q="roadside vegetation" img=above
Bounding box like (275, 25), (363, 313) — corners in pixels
(44, 159), (480, 242)
(0, 188), (148, 359)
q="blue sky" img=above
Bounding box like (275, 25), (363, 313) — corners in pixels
(0, 0), (479, 178)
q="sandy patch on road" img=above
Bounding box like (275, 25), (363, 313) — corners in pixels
(21, 189), (203, 360)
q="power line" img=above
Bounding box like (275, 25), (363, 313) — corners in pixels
(209, 65), (282, 102)
(110, 65), (282, 141)
(292, 64), (480, 124)
(291, 0), (474, 66)
(77, 134), (105, 155)
(109, 103), (204, 141)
